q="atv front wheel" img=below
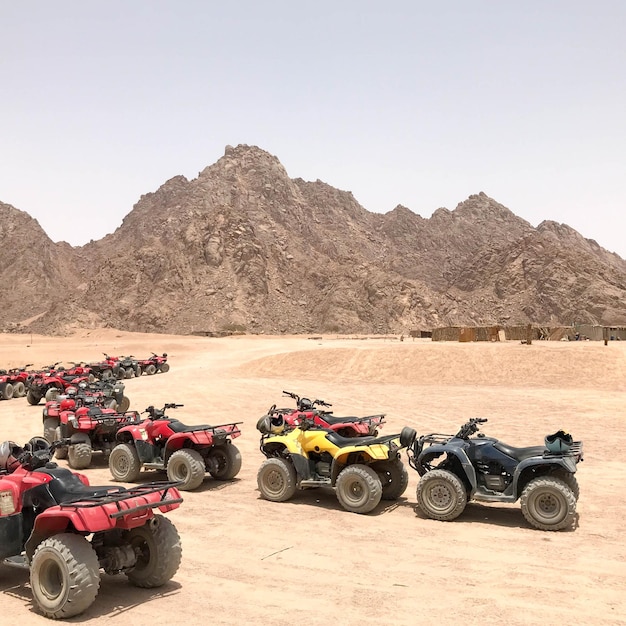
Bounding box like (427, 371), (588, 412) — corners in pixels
(520, 476), (576, 531)
(125, 514), (182, 588)
(101, 368), (113, 380)
(145, 364), (157, 375)
(109, 443), (142, 482)
(45, 387), (60, 402)
(27, 389), (42, 405)
(30, 533), (100, 619)
(134, 365), (142, 378)
(416, 469), (467, 521)
(68, 442), (93, 470)
(336, 464), (383, 514)
(257, 458), (297, 502)
(207, 444), (242, 480)
(43, 417), (60, 445)
(117, 395), (131, 413)
(167, 449), (205, 490)
(376, 459), (409, 500)
(12, 381), (26, 397)
(159, 363), (170, 373)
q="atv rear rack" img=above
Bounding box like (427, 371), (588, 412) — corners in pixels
(59, 481), (183, 516)
(543, 440), (583, 461)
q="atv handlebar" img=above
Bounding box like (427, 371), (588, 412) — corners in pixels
(455, 417), (488, 439)
(144, 403), (183, 419)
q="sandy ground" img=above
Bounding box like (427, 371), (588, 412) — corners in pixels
(0, 330), (625, 625)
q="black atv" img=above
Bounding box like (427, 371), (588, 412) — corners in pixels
(406, 418), (583, 531)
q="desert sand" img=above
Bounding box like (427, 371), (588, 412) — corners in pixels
(0, 330), (624, 625)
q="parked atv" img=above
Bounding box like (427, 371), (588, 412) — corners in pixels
(406, 417), (583, 531)
(88, 353), (124, 381)
(26, 368), (91, 405)
(136, 353), (169, 376)
(1, 364), (34, 399)
(43, 397), (142, 470)
(273, 390), (385, 437)
(109, 403), (242, 490)
(0, 438), (182, 619)
(256, 414), (416, 514)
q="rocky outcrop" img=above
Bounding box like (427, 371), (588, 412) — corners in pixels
(1, 146), (625, 335)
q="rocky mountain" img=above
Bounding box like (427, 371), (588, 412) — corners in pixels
(2, 145), (625, 335)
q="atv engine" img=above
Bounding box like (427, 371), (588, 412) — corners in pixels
(476, 461), (512, 492)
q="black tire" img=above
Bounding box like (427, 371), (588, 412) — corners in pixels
(135, 365), (142, 378)
(145, 364), (157, 376)
(43, 417), (60, 445)
(68, 442), (93, 470)
(13, 381), (26, 397)
(335, 464), (383, 514)
(27, 389), (42, 405)
(520, 476), (577, 531)
(102, 368), (113, 381)
(257, 458), (297, 502)
(376, 459), (409, 500)
(207, 444), (242, 480)
(30, 533), (100, 619)
(166, 449), (205, 490)
(105, 399), (117, 410)
(117, 396), (131, 413)
(55, 427), (68, 459)
(159, 363), (170, 373)
(116, 368), (126, 380)
(0, 382), (14, 400)
(550, 470), (580, 500)
(125, 515), (182, 588)
(109, 443), (142, 482)
(416, 469), (467, 521)
(125, 367), (134, 379)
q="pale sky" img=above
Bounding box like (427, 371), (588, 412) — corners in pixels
(2, 2), (625, 257)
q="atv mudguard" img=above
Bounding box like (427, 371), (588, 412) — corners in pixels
(164, 430), (215, 452)
(510, 454), (578, 495)
(69, 432), (90, 445)
(417, 442), (478, 487)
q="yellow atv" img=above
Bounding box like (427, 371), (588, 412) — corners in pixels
(256, 414), (416, 514)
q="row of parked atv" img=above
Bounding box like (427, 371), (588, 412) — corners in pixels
(0, 352), (169, 404)
(0, 385), (583, 620)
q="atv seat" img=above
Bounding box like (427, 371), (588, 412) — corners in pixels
(493, 442), (545, 462)
(35, 467), (125, 503)
(324, 431), (381, 448)
(167, 419), (214, 433)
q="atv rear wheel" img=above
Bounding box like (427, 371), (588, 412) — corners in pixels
(257, 458), (297, 502)
(207, 444), (242, 480)
(134, 365), (142, 377)
(43, 418), (60, 445)
(12, 381), (26, 397)
(416, 469), (467, 521)
(125, 514), (182, 588)
(110, 443), (142, 482)
(159, 363), (170, 373)
(550, 470), (580, 500)
(101, 368), (113, 380)
(145, 364), (157, 375)
(167, 449), (205, 490)
(27, 389), (42, 405)
(54, 427), (69, 459)
(68, 442), (93, 470)
(376, 459), (409, 500)
(0, 382), (14, 400)
(30, 533), (100, 619)
(336, 464), (383, 514)
(520, 476), (576, 531)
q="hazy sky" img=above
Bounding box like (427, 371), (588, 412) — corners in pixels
(2, 2), (625, 257)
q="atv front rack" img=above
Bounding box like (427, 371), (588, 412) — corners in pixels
(59, 481), (183, 517)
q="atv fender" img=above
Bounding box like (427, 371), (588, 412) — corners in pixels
(69, 432), (91, 445)
(262, 434), (308, 458)
(165, 431), (214, 452)
(418, 443), (478, 487)
(512, 455), (578, 495)
(334, 442), (395, 466)
(116, 424), (148, 442)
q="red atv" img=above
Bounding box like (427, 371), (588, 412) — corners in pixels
(43, 396), (142, 470)
(26, 367), (91, 405)
(0, 437), (182, 619)
(267, 390), (386, 437)
(136, 353), (170, 376)
(88, 353), (125, 381)
(0, 364), (34, 399)
(109, 403), (242, 490)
